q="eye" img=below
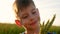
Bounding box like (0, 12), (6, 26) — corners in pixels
(32, 11), (36, 14)
(22, 15), (28, 19)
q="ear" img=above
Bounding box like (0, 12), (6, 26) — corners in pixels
(15, 20), (22, 27)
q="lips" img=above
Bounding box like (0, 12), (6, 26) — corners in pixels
(30, 21), (37, 25)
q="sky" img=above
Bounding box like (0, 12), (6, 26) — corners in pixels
(0, 0), (60, 26)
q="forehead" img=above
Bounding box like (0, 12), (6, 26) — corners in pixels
(18, 4), (36, 15)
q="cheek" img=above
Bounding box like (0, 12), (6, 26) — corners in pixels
(35, 11), (40, 17)
(35, 12), (40, 20)
(22, 19), (29, 26)
(37, 12), (40, 20)
(35, 13), (40, 23)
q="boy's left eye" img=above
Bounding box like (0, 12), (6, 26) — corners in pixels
(32, 11), (36, 14)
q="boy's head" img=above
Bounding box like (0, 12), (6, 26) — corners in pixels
(13, 0), (40, 30)
(14, 0), (35, 14)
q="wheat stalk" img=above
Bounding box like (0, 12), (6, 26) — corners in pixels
(41, 14), (56, 34)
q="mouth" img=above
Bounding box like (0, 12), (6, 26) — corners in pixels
(30, 21), (37, 26)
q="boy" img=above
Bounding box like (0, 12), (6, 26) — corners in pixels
(13, 0), (40, 34)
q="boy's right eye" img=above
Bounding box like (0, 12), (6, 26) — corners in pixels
(22, 15), (28, 19)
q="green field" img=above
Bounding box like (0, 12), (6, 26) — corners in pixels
(0, 23), (60, 34)
(0, 23), (25, 34)
(49, 26), (60, 34)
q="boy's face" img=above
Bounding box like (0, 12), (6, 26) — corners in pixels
(18, 4), (40, 30)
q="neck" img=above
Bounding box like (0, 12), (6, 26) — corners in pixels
(27, 27), (40, 34)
